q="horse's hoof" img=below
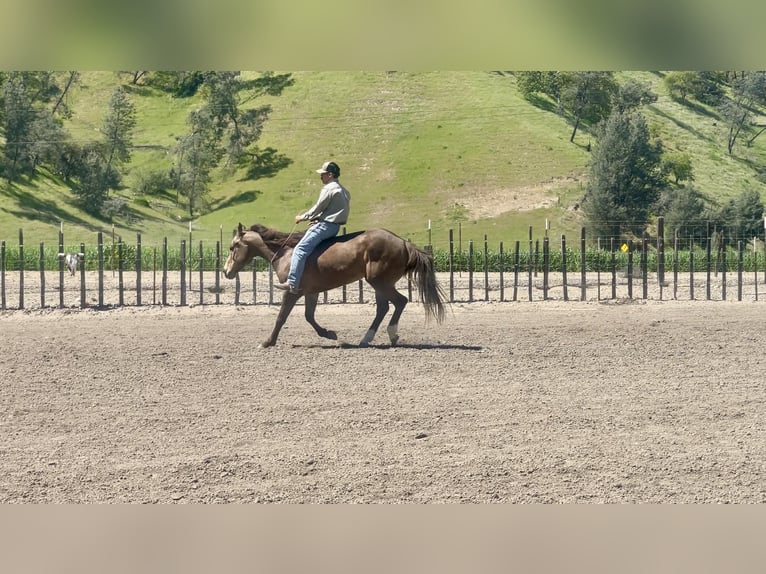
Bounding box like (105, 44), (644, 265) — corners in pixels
(260, 341), (274, 348)
(390, 334), (399, 346)
(323, 330), (338, 340)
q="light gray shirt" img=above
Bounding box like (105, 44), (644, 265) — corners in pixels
(301, 180), (351, 224)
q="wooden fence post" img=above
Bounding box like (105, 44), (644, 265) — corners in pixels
(39, 242), (46, 309)
(215, 241), (221, 305)
(721, 236), (727, 301)
(180, 240), (186, 306)
(58, 229), (64, 308)
(18, 229), (24, 310)
(689, 236), (695, 300)
(755, 239), (759, 302)
(97, 231), (104, 308)
(658, 216), (665, 295)
(542, 235), (549, 300)
(705, 233), (711, 300)
(200, 241), (206, 305)
(483, 235), (489, 301)
(610, 237), (616, 300)
(162, 237), (168, 306)
(1, 240), (6, 310)
(673, 229), (679, 300)
(468, 240), (474, 303)
(641, 232), (649, 300)
(499, 241), (504, 302)
(627, 239), (634, 299)
(513, 240), (520, 302)
(448, 229), (455, 303)
(580, 227), (586, 301)
(118, 237), (124, 307)
(737, 240), (743, 301)
(79, 242), (86, 308)
(561, 234), (568, 302)
(136, 234), (142, 306)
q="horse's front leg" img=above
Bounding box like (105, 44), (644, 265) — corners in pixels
(261, 292), (301, 348)
(304, 293), (337, 340)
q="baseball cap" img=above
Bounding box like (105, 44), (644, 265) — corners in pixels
(316, 161), (340, 177)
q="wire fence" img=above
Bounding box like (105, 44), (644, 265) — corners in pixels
(2, 222), (765, 311)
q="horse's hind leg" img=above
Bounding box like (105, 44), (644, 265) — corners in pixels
(359, 291), (390, 347)
(385, 289), (408, 346)
(304, 292), (337, 341)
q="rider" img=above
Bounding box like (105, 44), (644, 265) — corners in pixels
(275, 161), (351, 294)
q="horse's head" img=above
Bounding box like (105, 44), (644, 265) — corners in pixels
(223, 223), (252, 279)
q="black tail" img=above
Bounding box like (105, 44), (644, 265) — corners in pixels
(406, 245), (447, 324)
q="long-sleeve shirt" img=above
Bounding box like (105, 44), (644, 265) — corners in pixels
(300, 180), (351, 225)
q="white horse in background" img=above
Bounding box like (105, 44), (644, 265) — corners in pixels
(64, 253), (81, 275)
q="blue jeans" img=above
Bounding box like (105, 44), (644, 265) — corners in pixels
(287, 221), (340, 289)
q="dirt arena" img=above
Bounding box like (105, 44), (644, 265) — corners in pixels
(2, 285), (765, 504)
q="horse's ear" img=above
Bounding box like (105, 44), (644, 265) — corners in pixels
(237, 222), (245, 235)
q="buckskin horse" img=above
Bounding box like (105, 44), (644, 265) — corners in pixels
(223, 223), (446, 348)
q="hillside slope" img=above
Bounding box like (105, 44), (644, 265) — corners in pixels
(1, 71), (764, 250)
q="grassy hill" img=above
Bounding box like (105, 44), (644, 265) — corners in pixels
(2, 71), (765, 251)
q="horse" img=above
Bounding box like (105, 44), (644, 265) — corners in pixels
(64, 252), (80, 275)
(223, 223), (446, 348)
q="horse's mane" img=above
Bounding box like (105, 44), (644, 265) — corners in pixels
(249, 223), (305, 249)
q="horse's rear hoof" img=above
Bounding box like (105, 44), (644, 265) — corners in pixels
(323, 330), (338, 340)
(390, 334), (400, 346)
(259, 340), (275, 348)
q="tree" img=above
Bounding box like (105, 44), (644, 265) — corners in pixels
(199, 71), (287, 169)
(147, 71), (205, 97)
(663, 71), (698, 102)
(661, 151), (694, 184)
(174, 109), (221, 217)
(1, 73), (36, 181)
(656, 185), (707, 246)
(559, 71), (618, 143)
(171, 71), (293, 215)
(712, 188), (765, 242)
(101, 87), (136, 169)
(75, 144), (120, 212)
(70, 87), (136, 213)
(584, 109), (666, 240)
(664, 71), (725, 106)
(1, 71), (80, 182)
(614, 79), (657, 113)
(515, 71), (564, 106)
(50, 71), (79, 118)
(718, 71), (766, 154)
(692, 71), (726, 105)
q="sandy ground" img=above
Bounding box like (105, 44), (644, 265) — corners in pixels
(1, 295), (765, 503)
(2, 269), (765, 309)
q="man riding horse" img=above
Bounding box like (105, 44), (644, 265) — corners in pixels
(274, 160), (350, 295)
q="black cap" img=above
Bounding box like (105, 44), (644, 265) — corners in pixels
(316, 161), (340, 177)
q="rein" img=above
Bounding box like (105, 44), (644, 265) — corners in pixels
(269, 223), (299, 265)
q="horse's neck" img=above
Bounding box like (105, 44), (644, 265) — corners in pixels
(249, 235), (292, 273)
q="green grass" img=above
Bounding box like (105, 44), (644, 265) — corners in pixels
(2, 71), (765, 251)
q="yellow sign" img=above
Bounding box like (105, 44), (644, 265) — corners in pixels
(620, 243), (629, 253)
